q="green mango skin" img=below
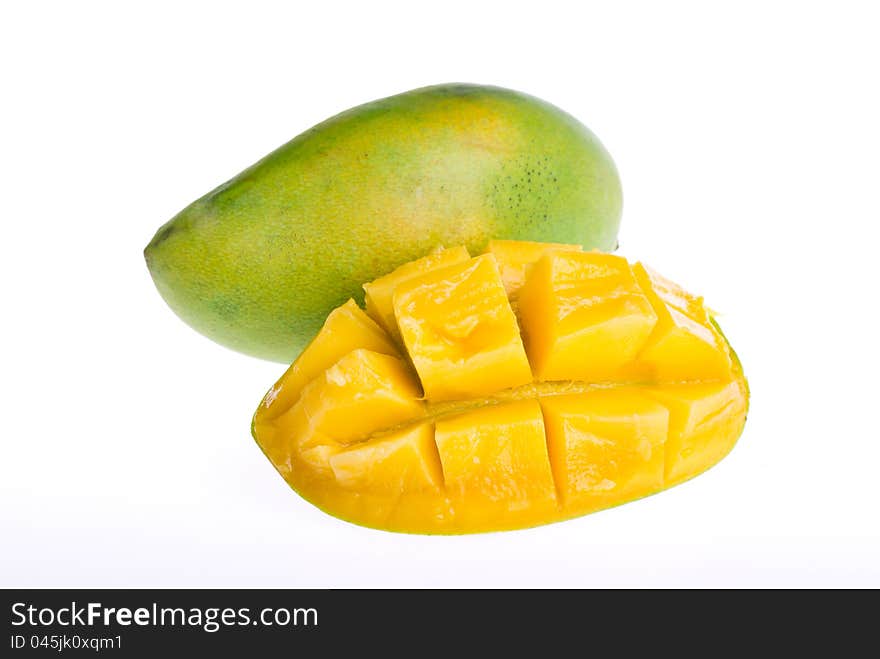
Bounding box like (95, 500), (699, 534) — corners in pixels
(144, 84), (623, 362)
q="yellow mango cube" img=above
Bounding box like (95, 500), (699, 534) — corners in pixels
(633, 264), (732, 381)
(276, 349), (424, 447)
(256, 299), (399, 422)
(434, 400), (557, 525)
(257, 404), (339, 477)
(644, 381), (746, 485)
(393, 254), (532, 401)
(518, 251), (658, 381)
(485, 239), (582, 297)
(330, 422), (443, 494)
(363, 246), (471, 342)
(541, 389), (669, 507)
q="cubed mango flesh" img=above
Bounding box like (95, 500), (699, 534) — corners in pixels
(643, 381), (747, 486)
(254, 299), (399, 424)
(435, 400), (557, 527)
(252, 242), (748, 534)
(282, 349), (424, 445)
(541, 390), (668, 507)
(392, 253), (532, 401)
(632, 264), (733, 381)
(330, 422), (443, 494)
(518, 252), (660, 382)
(363, 246), (471, 342)
(485, 239), (583, 297)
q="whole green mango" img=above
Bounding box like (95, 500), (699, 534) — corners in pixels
(144, 84), (623, 362)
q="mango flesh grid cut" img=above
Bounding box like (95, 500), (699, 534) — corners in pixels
(485, 239), (583, 298)
(252, 241), (748, 534)
(392, 253), (533, 401)
(363, 246), (471, 343)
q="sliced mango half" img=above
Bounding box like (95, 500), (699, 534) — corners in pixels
(252, 242), (748, 533)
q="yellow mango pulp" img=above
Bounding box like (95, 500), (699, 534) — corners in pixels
(392, 253), (533, 401)
(330, 422), (444, 494)
(252, 242), (748, 534)
(632, 264), (733, 381)
(485, 239), (583, 297)
(644, 382), (746, 486)
(434, 400), (558, 527)
(255, 299), (399, 422)
(518, 251), (660, 381)
(363, 246), (471, 342)
(541, 390), (669, 509)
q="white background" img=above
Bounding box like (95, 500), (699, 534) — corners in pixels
(2, 1), (878, 587)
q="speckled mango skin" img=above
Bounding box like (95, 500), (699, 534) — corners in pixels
(144, 84), (623, 362)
